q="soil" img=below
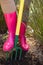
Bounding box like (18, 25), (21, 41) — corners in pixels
(0, 34), (43, 65)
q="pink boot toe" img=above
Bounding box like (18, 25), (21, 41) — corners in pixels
(3, 36), (14, 51)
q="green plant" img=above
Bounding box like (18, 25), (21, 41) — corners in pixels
(0, 6), (7, 33)
(29, 0), (43, 43)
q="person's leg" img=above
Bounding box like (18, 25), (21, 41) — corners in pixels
(19, 0), (31, 51)
(0, 0), (30, 52)
(0, 0), (16, 13)
(0, 0), (17, 51)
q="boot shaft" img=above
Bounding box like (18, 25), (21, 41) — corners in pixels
(19, 22), (26, 36)
(4, 12), (17, 33)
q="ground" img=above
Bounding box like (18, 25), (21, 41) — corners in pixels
(0, 33), (43, 65)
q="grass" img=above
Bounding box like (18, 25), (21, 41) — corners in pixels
(28, 0), (43, 44)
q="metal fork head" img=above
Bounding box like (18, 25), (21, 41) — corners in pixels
(6, 47), (22, 61)
(15, 47), (22, 60)
(14, 35), (22, 60)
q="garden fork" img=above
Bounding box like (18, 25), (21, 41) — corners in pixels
(14, 0), (25, 60)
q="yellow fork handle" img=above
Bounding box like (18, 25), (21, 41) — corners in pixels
(16, 0), (25, 35)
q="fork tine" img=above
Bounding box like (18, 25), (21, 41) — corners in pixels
(11, 51), (13, 61)
(15, 49), (18, 60)
(6, 52), (9, 61)
(19, 48), (22, 60)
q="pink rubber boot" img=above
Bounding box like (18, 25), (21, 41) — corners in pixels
(19, 22), (30, 51)
(3, 12), (17, 52)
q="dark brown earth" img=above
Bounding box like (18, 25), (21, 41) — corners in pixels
(0, 34), (43, 65)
